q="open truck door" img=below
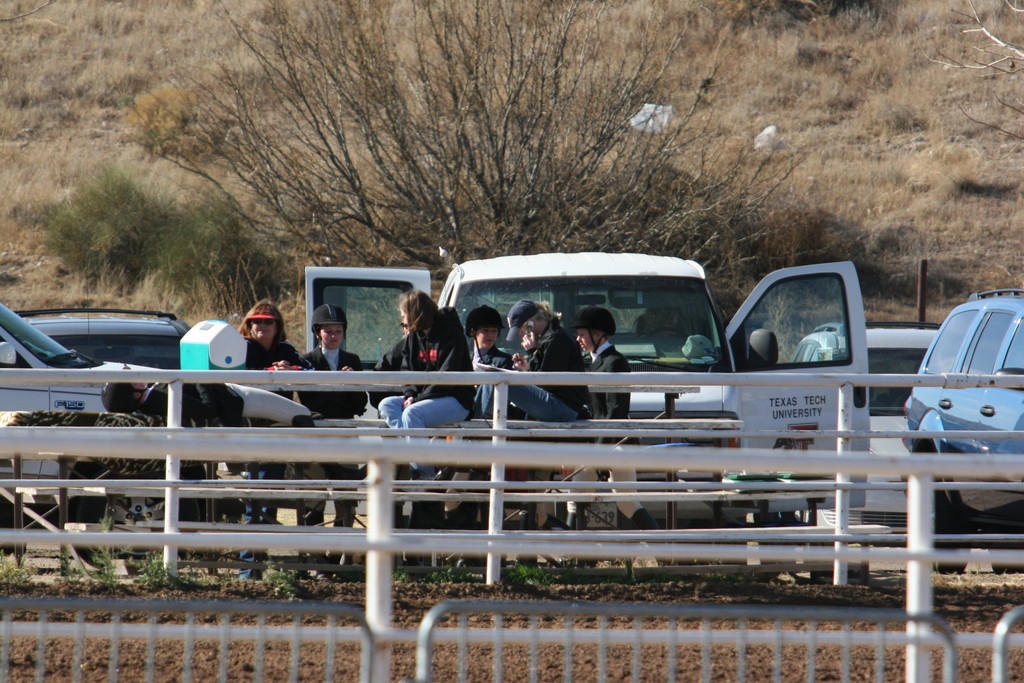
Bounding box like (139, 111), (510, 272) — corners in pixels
(726, 261), (869, 454)
(305, 266), (432, 368)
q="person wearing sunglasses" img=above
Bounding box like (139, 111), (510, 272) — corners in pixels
(237, 299), (313, 374)
(235, 299), (313, 578)
(373, 290), (474, 530)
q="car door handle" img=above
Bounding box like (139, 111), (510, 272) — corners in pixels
(981, 405), (996, 417)
(938, 398), (952, 409)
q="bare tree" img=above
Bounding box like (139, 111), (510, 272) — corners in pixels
(1, 0), (56, 22)
(933, 0), (1024, 142)
(172, 0), (792, 270)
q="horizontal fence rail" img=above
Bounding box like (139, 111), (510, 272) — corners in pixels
(4, 367), (1024, 682)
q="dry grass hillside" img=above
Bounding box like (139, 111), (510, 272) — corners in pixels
(2, 0), (1023, 343)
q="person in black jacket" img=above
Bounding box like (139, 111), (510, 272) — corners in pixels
(374, 290), (474, 531)
(298, 303), (367, 419)
(570, 305), (659, 530)
(375, 290), (474, 430)
(237, 299), (313, 374)
(475, 299), (591, 421)
(466, 305), (514, 370)
(292, 304), (367, 533)
(235, 299), (313, 577)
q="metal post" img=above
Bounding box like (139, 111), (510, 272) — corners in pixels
(163, 380), (183, 573)
(906, 472), (934, 683)
(486, 381), (509, 584)
(12, 456), (23, 559)
(366, 457), (394, 682)
(833, 383), (852, 585)
(917, 260), (928, 323)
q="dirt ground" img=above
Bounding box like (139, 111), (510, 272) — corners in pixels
(0, 566), (1022, 682)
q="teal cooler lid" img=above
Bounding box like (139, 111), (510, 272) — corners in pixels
(179, 320), (246, 370)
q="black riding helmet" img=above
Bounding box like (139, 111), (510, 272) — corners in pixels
(101, 383), (141, 413)
(464, 305), (504, 337)
(311, 303), (347, 334)
(570, 305), (616, 336)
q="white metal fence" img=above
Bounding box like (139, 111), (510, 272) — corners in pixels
(4, 368), (1024, 681)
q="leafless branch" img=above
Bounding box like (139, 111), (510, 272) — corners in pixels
(0, 0), (56, 22)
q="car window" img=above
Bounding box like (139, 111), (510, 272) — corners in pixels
(868, 346), (929, 416)
(923, 310), (976, 374)
(456, 275), (726, 370)
(964, 312), (1013, 375)
(0, 304), (95, 368)
(739, 274), (850, 368)
(1001, 320), (1024, 370)
(51, 334), (182, 369)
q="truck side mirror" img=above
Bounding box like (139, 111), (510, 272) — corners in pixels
(744, 329), (778, 370)
(0, 342), (17, 367)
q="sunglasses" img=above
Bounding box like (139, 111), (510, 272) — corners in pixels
(250, 319), (277, 326)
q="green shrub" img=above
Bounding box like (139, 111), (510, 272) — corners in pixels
(46, 167), (281, 311)
(0, 552), (31, 588)
(46, 166), (177, 287)
(504, 563), (555, 586)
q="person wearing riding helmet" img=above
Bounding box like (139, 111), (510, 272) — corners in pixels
(295, 304), (367, 537)
(475, 299), (591, 422)
(298, 303), (367, 419)
(466, 305), (514, 371)
(570, 305), (659, 530)
(572, 305), (629, 420)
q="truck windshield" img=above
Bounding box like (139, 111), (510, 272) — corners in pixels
(456, 276), (728, 371)
(0, 304), (97, 368)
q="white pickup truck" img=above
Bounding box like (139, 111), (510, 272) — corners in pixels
(306, 253), (870, 522)
(306, 253), (869, 442)
(0, 302), (140, 412)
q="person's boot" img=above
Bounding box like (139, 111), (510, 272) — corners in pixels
(292, 414), (315, 427)
(629, 508), (660, 530)
(564, 512), (577, 530)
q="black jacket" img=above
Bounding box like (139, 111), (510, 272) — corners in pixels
(297, 347), (368, 419)
(527, 318), (591, 416)
(473, 345), (514, 370)
(587, 345), (630, 419)
(244, 339), (312, 370)
(374, 307), (474, 411)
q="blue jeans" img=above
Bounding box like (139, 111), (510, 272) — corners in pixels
(475, 384), (579, 422)
(378, 395), (470, 479)
(239, 462), (284, 578)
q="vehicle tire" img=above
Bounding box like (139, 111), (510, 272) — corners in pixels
(934, 490), (970, 574)
(916, 441), (971, 574)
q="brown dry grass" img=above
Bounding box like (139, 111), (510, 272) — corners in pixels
(1, 0), (1022, 338)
